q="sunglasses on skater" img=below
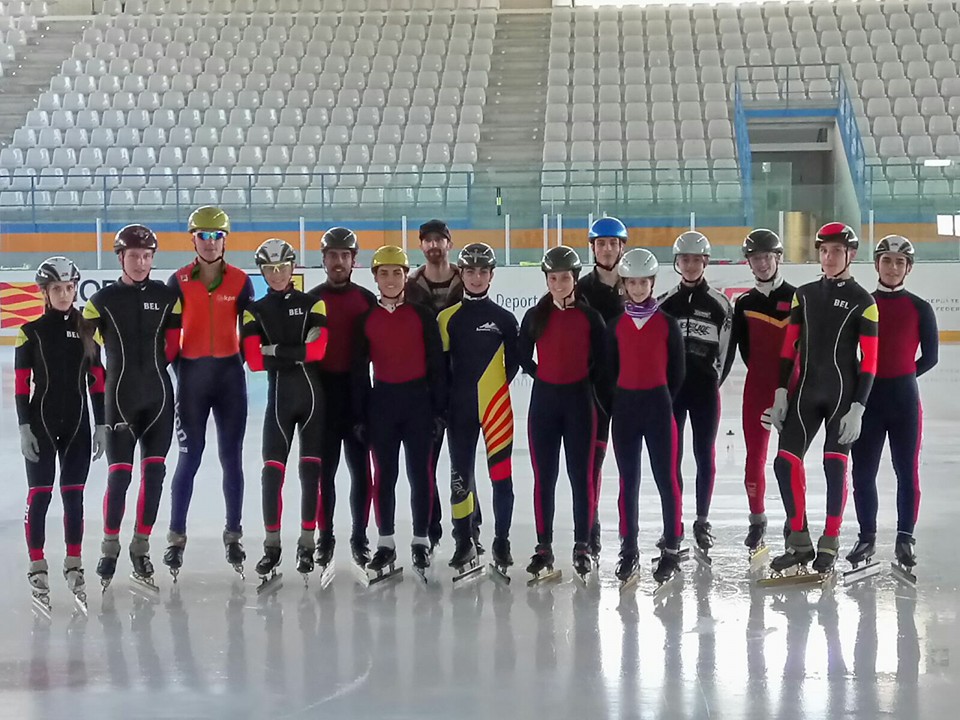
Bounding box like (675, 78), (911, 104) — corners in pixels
(261, 262), (293, 273)
(194, 230), (227, 242)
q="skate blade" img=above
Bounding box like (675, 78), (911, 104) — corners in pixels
(73, 593), (89, 617)
(231, 565), (245, 582)
(256, 572), (283, 596)
(757, 568), (829, 590)
(414, 566), (431, 585)
(619, 573), (641, 595)
(366, 565), (403, 587)
(749, 545), (770, 566)
(651, 547), (690, 564)
(526, 568), (562, 587)
(574, 568), (594, 587)
(487, 564), (512, 585)
(891, 563), (917, 587)
(693, 547), (713, 570)
(129, 574), (160, 597)
(31, 595), (52, 619)
(168, 568), (180, 584)
(842, 560), (881, 586)
(652, 573), (681, 603)
(452, 560), (484, 585)
(316, 564), (335, 590)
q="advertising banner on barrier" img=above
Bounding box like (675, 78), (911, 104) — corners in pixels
(1, 263), (958, 342)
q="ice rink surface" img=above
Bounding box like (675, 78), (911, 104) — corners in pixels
(0, 345), (958, 720)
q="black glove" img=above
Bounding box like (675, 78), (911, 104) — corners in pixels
(353, 423), (367, 444)
(432, 416), (446, 444)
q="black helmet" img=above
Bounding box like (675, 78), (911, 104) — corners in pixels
(541, 245), (582, 279)
(457, 242), (497, 269)
(742, 228), (784, 257)
(35, 256), (81, 288)
(321, 226), (358, 253)
(114, 224), (158, 254)
(815, 222), (859, 250)
(874, 235), (915, 264)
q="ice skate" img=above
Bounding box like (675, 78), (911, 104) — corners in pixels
(28, 560), (51, 619)
(692, 520), (714, 568)
(296, 542), (316, 586)
(351, 537), (372, 583)
(526, 543), (562, 586)
(589, 522), (602, 564)
(651, 533), (689, 563)
(615, 548), (641, 594)
(745, 515), (769, 565)
(129, 544), (160, 596)
(224, 530), (246, 580)
(312, 531), (335, 587)
(63, 558), (87, 616)
(758, 531), (823, 589)
(842, 534), (880, 586)
(572, 542), (593, 586)
(365, 545), (403, 586)
(891, 536), (918, 587)
(449, 538), (483, 584)
(812, 535), (840, 580)
(255, 545), (283, 596)
(412, 543), (432, 584)
(97, 537), (120, 591)
(163, 544), (184, 583)
(652, 549), (683, 602)
(488, 537), (513, 585)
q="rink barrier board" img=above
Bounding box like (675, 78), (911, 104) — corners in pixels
(0, 221), (940, 253)
(1, 263), (958, 343)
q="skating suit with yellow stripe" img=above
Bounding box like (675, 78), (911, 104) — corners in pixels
(438, 294), (520, 544)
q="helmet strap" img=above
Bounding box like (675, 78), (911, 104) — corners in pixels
(825, 248), (852, 280)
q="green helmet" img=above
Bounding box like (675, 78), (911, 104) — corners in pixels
(541, 245), (582, 279)
(188, 206), (231, 234)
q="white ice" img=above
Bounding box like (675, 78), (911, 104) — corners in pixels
(0, 346), (958, 719)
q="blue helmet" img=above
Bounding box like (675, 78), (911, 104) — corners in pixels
(588, 217), (628, 242)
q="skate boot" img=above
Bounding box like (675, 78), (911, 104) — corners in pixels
(255, 544), (283, 596)
(63, 556), (87, 615)
(892, 535), (918, 586)
(589, 521), (602, 563)
(97, 536), (120, 591)
(223, 530), (246, 579)
(163, 531), (186, 582)
(474, 536), (485, 558)
(653, 525), (689, 563)
(315, 531), (335, 568)
(449, 538), (482, 583)
(760, 531), (820, 588)
(350, 536), (371, 569)
(653, 548), (683, 596)
(745, 514), (768, 564)
(489, 536), (513, 583)
(616, 547), (640, 593)
(129, 536), (159, 594)
(526, 543), (561, 586)
(366, 545), (402, 585)
(296, 542), (316, 585)
(692, 519), (715, 567)
(842, 533), (879, 585)
(812, 534), (839, 575)
(572, 542), (593, 585)
(411, 542), (432, 584)
(28, 559), (51, 618)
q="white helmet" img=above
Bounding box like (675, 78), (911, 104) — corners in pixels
(672, 230), (711, 257)
(254, 238), (297, 267)
(35, 256), (81, 287)
(617, 248), (659, 279)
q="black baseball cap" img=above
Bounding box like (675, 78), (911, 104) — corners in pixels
(419, 219), (451, 241)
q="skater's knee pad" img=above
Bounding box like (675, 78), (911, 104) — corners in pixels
(107, 462), (133, 486)
(141, 457), (166, 483)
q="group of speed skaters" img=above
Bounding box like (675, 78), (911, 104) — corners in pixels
(15, 207), (936, 614)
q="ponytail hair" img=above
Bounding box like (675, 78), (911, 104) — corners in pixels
(68, 307), (98, 361)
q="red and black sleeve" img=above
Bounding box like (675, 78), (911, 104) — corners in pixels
(14, 327), (33, 426)
(350, 308), (374, 426)
(854, 300), (879, 406)
(778, 291), (802, 390)
(88, 344), (106, 426)
(240, 308), (266, 372)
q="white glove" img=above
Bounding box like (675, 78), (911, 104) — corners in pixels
(92, 424), (108, 461)
(20, 425), (39, 463)
(765, 387), (789, 432)
(261, 344), (277, 357)
(838, 402), (866, 445)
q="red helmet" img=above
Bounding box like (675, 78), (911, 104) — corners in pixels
(815, 222), (858, 250)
